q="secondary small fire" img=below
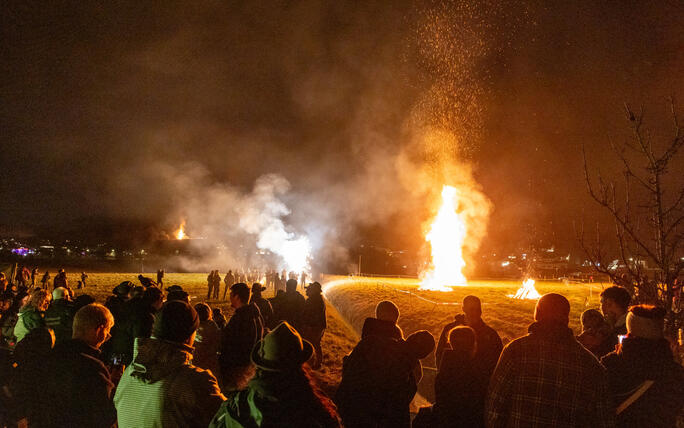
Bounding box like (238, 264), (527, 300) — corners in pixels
(508, 278), (541, 300)
(175, 221), (188, 240)
(420, 185), (468, 291)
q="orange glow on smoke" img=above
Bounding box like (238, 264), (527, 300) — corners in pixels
(420, 185), (468, 291)
(175, 221), (187, 240)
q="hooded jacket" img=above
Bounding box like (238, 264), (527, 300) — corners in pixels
(14, 306), (45, 343)
(114, 337), (225, 428)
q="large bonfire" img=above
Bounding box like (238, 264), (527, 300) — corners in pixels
(420, 185), (468, 291)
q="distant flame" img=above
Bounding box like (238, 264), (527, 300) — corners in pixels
(420, 185), (468, 291)
(508, 279), (541, 299)
(175, 221), (187, 240)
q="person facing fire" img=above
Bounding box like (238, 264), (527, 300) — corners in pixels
(600, 285), (631, 341)
(223, 270), (234, 300)
(435, 295), (502, 377)
(213, 270), (221, 300)
(156, 268), (164, 289)
(301, 281), (326, 369)
(40, 270), (51, 289)
(53, 269), (68, 289)
(81, 271), (88, 288)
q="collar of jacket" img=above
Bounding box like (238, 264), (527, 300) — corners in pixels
(528, 320), (574, 341)
(68, 338), (102, 358)
(619, 336), (672, 364)
(130, 337), (195, 383)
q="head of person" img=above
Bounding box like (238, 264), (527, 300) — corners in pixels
(194, 302), (212, 322)
(252, 283), (265, 297)
(113, 281), (133, 300)
(462, 295), (482, 324)
(130, 285), (145, 300)
(375, 300), (400, 324)
(580, 308), (605, 332)
(73, 294), (96, 312)
(152, 301), (200, 347)
(52, 287), (69, 302)
(166, 288), (190, 303)
(230, 282), (250, 309)
(448, 325), (477, 358)
(626, 304), (665, 340)
(25, 289), (51, 312)
(142, 286), (164, 311)
(534, 293), (570, 326)
(72, 304), (115, 349)
(251, 322), (313, 372)
(405, 330), (435, 360)
(286, 279), (298, 292)
(305, 282), (322, 297)
(600, 286), (631, 323)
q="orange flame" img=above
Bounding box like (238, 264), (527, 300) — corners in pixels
(420, 185), (468, 291)
(508, 279), (541, 299)
(175, 221), (187, 240)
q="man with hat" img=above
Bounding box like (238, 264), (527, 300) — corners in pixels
(219, 283), (264, 391)
(248, 282), (273, 328)
(601, 305), (684, 427)
(209, 322), (341, 427)
(301, 281), (327, 369)
(115, 301), (225, 428)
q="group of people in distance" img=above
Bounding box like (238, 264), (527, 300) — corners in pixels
(204, 268), (309, 302)
(0, 268), (682, 427)
(0, 267), (90, 293)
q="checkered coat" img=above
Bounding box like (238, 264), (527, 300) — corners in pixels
(485, 321), (614, 428)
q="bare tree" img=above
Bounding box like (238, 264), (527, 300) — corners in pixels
(578, 99), (683, 334)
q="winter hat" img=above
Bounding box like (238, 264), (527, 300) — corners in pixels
(52, 287), (68, 300)
(626, 305), (665, 340)
(405, 330), (435, 359)
(113, 281), (133, 296)
(153, 301), (199, 344)
(251, 322), (314, 371)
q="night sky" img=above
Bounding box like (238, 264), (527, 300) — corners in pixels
(1, 1), (683, 260)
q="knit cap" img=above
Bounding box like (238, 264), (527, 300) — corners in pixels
(152, 301), (199, 344)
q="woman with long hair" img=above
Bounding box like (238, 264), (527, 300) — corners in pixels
(13, 289), (50, 344)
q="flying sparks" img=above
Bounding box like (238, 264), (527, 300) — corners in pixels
(508, 278), (541, 299)
(420, 185), (468, 291)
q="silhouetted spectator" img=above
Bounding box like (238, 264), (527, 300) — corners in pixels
(193, 303), (221, 381)
(249, 282), (274, 328)
(44, 304), (117, 428)
(115, 301), (225, 428)
(156, 268), (164, 289)
(207, 270), (216, 300)
(30, 268), (38, 288)
(111, 286), (163, 366)
(102, 282), (132, 360)
(301, 281), (327, 369)
(166, 284), (190, 303)
(212, 307), (227, 329)
(209, 322), (341, 428)
(213, 270), (221, 300)
(53, 269), (68, 289)
(137, 274), (157, 288)
(44, 287), (74, 344)
(486, 293), (613, 427)
(223, 270), (234, 300)
(272, 279), (305, 328)
(601, 305), (684, 427)
(600, 285), (631, 339)
(11, 327), (54, 426)
(80, 271), (88, 288)
(435, 295), (502, 376)
(361, 300), (404, 340)
(14, 289), (50, 343)
(40, 271), (50, 289)
(336, 318), (434, 428)
(73, 294), (96, 312)
(219, 282), (263, 391)
(577, 308), (613, 357)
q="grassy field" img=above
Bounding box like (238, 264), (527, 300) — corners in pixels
(322, 275), (608, 367)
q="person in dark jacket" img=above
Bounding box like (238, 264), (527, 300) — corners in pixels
(271, 279), (305, 328)
(335, 327), (434, 428)
(53, 269), (68, 289)
(156, 268), (165, 289)
(432, 326), (487, 428)
(219, 283), (264, 391)
(110, 286), (163, 366)
(193, 303), (221, 382)
(486, 293), (613, 428)
(223, 270), (234, 300)
(249, 282), (274, 328)
(40, 271), (50, 289)
(209, 322), (341, 428)
(601, 305), (684, 427)
(44, 304), (117, 428)
(576, 308), (614, 358)
(361, 300), (404, 340)
(213, 307), (227, 329)
(44, 287), (74, 345)
(115, 301), (225, 428)
(435, 295), (502, 376)
(600, 285), (631, 340)
(11, 327), (55, 427)
(301, 282), (327, 369)
(137, 274), (157, 288)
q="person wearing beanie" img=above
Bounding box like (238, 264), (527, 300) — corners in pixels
(115, 301), (225, 428)
(601, 305), (684, 427)
(209, 322), (340, 428)
(44, 286), (74, 344)
(486, 293), (613, 427)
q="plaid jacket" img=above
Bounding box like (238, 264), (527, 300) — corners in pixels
(486, 321), (614, 428)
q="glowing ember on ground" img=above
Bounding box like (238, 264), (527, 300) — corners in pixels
(175, 221), (188, 240)
(419, 185), (468, 291)
(508, 278), (541, 299)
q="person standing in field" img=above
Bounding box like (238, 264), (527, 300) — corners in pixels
(485, 293), (613, 427)
(223, 270), (234, 300)
(301, 282), (326, 369)
(156, 268), (164, 289)
(40, 270), (50, 289)
(435, 295), (502, 377)
(213, 270), (221, 300)
(80, 271), (88, 288)
(30, 267), (38, 288)
(207, 270), (215, 300)
(53, 269), (68, 289)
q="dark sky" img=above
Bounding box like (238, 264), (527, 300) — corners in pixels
(1, 1), (683, 259)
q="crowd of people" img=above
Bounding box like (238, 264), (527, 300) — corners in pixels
(0, 267), (682, 427)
